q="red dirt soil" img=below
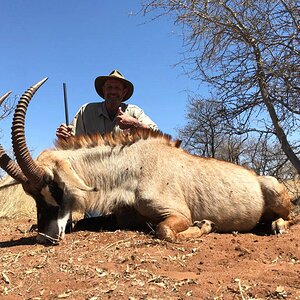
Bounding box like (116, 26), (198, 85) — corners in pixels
(0, 217), (299, 300)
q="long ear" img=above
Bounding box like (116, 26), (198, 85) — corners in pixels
(53, 160), (95, 192)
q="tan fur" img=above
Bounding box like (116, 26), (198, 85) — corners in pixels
(38, 129), (291, 241)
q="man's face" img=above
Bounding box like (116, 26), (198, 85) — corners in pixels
(102, 78), (127, 104)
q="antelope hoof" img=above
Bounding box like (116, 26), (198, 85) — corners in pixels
(155, 225), (176, 242)
(193, 219), (216, 234)
(271, 218), (289, 234)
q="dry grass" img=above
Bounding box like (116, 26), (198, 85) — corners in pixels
(0, 176), (36, 219)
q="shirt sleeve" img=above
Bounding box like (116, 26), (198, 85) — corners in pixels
(127, 105), (159, 131)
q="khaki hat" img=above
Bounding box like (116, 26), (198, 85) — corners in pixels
(94, 70), (134, 101)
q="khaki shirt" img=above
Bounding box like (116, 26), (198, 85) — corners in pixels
(70, 102), (158, 136)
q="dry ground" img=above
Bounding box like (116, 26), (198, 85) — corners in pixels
(0, 178), (299, 299)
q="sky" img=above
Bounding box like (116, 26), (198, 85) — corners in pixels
(0, 0), (206, 158)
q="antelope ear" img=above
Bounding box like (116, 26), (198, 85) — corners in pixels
(53, 160), (96, 192)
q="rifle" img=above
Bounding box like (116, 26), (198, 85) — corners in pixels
(63, 83), (69, 126)
(63, 82), (73, 232)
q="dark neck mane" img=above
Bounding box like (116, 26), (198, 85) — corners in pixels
(55, 128), (181, 150)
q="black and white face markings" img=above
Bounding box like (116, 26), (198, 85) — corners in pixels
(36, 180), (72, 244)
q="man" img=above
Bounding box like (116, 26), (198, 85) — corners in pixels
(56, 69), (158, 139)
(56, 69), (158, 218)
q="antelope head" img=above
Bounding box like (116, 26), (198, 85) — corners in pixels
(0, 80), (71, 245)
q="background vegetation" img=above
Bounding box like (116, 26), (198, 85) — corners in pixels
(142, 0), (300, 179)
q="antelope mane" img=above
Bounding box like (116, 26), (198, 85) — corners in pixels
(54, 128), (181, 151)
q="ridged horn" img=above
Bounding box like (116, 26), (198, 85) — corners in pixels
(0, 145), (28, 183)
(0, 91), (12, 107)
(11, 78), (48, 186)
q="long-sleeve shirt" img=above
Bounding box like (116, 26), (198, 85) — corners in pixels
(69, 101), (158, 136)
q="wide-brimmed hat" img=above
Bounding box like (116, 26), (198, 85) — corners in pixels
(94, 70), (134, 101)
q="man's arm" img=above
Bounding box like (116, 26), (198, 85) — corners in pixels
(116, 108), (151, 130)
(117, 105), (158, 131)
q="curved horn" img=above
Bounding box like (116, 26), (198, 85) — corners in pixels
(11, 78), (48, 186)
(0, 90), (12, 107)
(0, 145), (27, 183)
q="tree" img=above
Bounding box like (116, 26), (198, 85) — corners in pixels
(178, 97), (226, 157)
(178, 95), (295, 178)
(0, 92), (16, 179)
(142, 0), (300, 173)
(178, 96), (248, 163)
(0, 91), (15, 122)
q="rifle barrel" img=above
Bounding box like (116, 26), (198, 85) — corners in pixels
(63, 83), (69, 125)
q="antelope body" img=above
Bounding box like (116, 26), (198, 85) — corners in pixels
(0, 80), (291, 244)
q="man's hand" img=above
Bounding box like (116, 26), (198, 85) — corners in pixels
(56, 123), (74, 139)
(116, 107), (142, 130)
